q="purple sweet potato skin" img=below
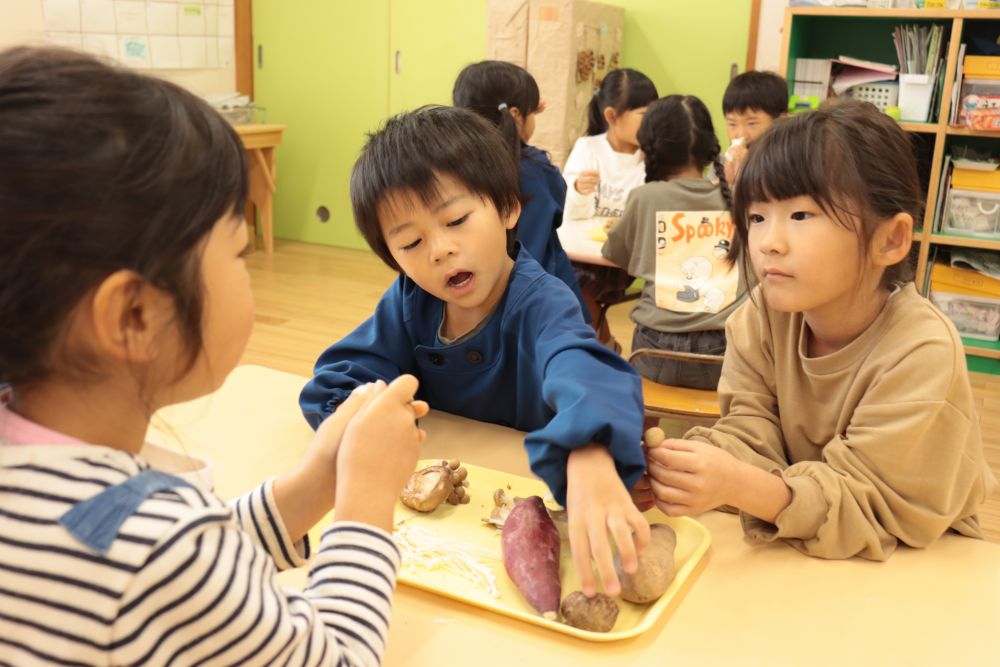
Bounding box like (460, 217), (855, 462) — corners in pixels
(501, 496), (561, 616)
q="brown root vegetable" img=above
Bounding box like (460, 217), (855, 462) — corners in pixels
(560, 591), (619, 633)
(501, 496), (561, 619)
(615, 523), (677, 603)
(399, 461), (469, 512)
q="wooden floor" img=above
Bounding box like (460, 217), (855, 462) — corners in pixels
(242, 240), (1000, 542)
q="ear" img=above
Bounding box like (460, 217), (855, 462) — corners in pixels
(90, 270), (177, 364)
(870, 212), (913, 268)
(603, 106), (617, 126)
(503, 200), (522, 231)
(508, 106), (523, 122)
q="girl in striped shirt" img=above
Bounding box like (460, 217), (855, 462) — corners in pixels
(0, 46), (426, 666)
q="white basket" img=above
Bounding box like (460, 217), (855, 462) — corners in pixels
(847, 80), (899, 111)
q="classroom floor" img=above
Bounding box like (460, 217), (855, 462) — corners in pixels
(240, 239), (1000, 543)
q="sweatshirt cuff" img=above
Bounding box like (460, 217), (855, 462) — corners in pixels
(741, 473), (826, 543)
(261, 478), (311, 569)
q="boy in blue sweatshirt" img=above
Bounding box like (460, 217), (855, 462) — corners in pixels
(300, 106), (648, 595)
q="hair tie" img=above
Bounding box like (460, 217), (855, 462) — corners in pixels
(498, 103), (508, 112)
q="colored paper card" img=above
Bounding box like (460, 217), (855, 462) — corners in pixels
(118, 35), (150, 68)
(179, 3), (206, 35)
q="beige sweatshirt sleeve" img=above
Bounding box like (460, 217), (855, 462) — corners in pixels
(686, 298), (790, 473)
(688, 296), (993, 561)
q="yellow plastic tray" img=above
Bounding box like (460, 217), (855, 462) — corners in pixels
(393, 461), (711, 642)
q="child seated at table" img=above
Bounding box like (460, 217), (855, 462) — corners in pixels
(0, 46), (425, 665)
(562, 68), (659, 348)
(632, 99), (997, 560)
(300, 106), (649, 596)
(602, 95), (747, 391)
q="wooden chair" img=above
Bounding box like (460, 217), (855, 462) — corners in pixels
(628, 348), (724, 424)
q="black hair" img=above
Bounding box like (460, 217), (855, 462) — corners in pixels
(722, 70), (788, 118)
(0, 46), (248, 388)
(453, 60), (540, 160)
(350, 105), (521, 271)
(732, 98), (921, 289)
(586, 68), (658, 136)
(637, 95), (732, 210)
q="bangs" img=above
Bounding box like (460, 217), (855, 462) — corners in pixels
(350, 106), (521, 269)
(733, 113), (865, 230)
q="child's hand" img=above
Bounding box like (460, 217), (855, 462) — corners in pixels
(566, 444), (651, 597)
(723, 139), (747, 184)
(333, 375), (429, 531)
(574, 169), (600, 195)
(646, 438), (738, 516)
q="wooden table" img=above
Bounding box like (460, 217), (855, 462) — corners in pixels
(234, 124), (286, 254)
(148, 365), (1000, 667)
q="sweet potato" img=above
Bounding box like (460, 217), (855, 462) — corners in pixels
(560, 591), (619, 633)
(501, 496), (561, 619)
(615, 523), (677, 604)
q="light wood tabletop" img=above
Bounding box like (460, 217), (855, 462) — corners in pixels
(557, 217), (619, 268)
(147, 364), (1000, 667)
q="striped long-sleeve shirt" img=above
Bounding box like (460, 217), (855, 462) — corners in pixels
(0, 441), (401, 666)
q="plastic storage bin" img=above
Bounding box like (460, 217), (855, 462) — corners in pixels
(847, 80), (899, 111)
(930, 291), (1000, 341)
(899, 73), (934, 122)
(943, 188), (1000, 237)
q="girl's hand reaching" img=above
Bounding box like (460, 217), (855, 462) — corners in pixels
(334, 375), (428, 531)
(566, 444), (651, 597)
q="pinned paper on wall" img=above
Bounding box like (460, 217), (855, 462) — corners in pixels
(42, 1), (236, 70)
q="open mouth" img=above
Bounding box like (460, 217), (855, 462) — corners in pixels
(447, 271), (473, 288)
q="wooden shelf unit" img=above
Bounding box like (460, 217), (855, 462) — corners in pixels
(781, 6), (1000, 365)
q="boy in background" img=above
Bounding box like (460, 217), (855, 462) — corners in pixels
(722, 70), (788, 183)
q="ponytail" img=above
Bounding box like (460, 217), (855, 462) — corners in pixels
(453, 60), (540, 162)
(712, 155), (733, 211)
(586, 92), (608, 135)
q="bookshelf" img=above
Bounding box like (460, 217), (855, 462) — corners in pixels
(781, 6), (1000, 369)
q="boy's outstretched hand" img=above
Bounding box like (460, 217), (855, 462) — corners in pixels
(566, 444), (651, 597)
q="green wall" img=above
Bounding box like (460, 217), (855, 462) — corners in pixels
(254, 0), (751, 248)
(608, 0), (752, 150)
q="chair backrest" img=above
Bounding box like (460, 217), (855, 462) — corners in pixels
(628, 348), (723, 422)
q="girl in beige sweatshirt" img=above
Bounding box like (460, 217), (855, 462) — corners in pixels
(633, 99), (997, 560)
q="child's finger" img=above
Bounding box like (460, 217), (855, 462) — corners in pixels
(568, 516), (596, 597)
(409, 399), (430, 418)
(608, 512), (637, 574)
(377, 374), (420, 406)
(647, 445), (696, 472)
(628, 509), (651, 554)
(588, 522), (620, 597)
(654, 498), (691, 517)
(649, 476), (692, 506)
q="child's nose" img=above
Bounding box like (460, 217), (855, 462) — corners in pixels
(429, 233), (456, 263)
(757, 222), (786, 255)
